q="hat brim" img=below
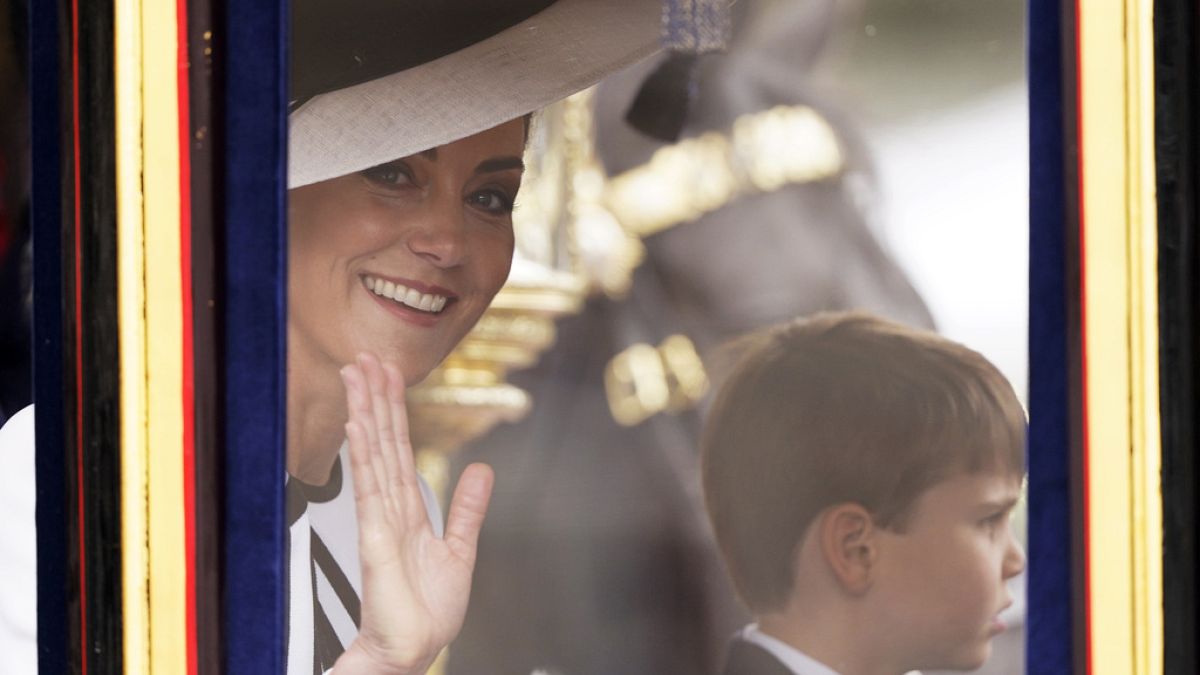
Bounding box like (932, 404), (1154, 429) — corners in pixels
(288, 0), (661, 188)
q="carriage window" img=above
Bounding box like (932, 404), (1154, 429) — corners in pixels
(284, 2), (1034, 674)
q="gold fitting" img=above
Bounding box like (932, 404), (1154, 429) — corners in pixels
(604, 334), (710, 427)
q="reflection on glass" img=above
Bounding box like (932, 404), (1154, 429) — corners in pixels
(448, 1), (1028, 675)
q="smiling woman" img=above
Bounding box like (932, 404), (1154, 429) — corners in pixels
(277, 1), (681, 672)
(286, 120), (526, 484)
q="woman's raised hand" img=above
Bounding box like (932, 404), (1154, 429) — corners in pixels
(334, 352), (494, 675)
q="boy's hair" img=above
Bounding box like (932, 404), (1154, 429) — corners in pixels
(700, 312), (1025, 614)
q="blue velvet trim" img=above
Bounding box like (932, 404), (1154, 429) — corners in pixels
(222, 0), (289, 670)
(1026, 1), (1076, 672)
(29, 0), (69, 670)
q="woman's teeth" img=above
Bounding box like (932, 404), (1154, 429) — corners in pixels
(364, 276), (448, 313)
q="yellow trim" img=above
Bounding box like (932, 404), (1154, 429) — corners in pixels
(1078, 2), (1162, 674)
(1125, 0), (1163, 671)
(141, 0), (187, 669)
(115, 0), (148, 671)
(1079, 5), (1133, 666)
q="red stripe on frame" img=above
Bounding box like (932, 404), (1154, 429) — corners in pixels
(71, 0), (88, 671)
(1073, 0), (1093, 672)
(176, 0), (198, 671)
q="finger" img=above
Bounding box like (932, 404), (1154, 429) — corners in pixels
(350, 359), (396, 520)
(341, 364), (379, 470)
(341, 364), (369, 424)
(382, 361), (418, 485)
(379, 360), (427, 523)
(344, 420), (384, 527)
(341, 366), (381, 501)
(359, 353), (406, 495)
(382, 361), (426, 523)
(443, 463), (495, 565)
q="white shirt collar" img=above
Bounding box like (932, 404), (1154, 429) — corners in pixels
(739, 625), (923, 675)
(740, 624), (843, 675)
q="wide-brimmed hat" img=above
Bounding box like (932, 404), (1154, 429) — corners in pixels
(288, 0), (664, 188)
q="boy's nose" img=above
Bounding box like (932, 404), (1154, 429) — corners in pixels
(1002, 531), (1027, 579)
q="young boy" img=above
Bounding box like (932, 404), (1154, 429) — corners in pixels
(701, 312), (1026, 675)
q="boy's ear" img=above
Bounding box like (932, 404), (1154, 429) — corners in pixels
(818, 503), (878, 595)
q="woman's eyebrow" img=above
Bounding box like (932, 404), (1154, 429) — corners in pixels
(474, 156), (525, 175)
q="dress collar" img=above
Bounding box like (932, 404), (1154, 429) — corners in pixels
(286, 455), (344, 527)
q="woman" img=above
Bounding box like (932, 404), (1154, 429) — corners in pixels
(0, 0), (728, 670)
(286, 120), (528, 674)
(281, 0), (669, 672)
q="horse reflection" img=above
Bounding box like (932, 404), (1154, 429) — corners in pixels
(448, 2), (932, 673)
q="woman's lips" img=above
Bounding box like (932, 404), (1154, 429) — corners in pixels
(364, 273), (455, 299)
(363, 274), (454, 312)
(361, 274), (456, 326)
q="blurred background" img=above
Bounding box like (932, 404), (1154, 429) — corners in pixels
(814, 0), (1028, 405)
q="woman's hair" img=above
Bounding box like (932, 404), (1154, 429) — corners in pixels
(700, 311), (1025, 614)
(523, 111), (536, 148)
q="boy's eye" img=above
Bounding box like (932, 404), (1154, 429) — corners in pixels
(980, 512), (1009, 533)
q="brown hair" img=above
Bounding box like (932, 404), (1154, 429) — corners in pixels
(700, 312), (1025, 614)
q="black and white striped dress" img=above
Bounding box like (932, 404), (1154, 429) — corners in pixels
(286, 443), (442, 675)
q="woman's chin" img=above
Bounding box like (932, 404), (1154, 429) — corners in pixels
(348, 346), (439, 387)
(400, 364), (435, 387)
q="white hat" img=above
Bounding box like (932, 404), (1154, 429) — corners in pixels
(288, 0), (662, 188)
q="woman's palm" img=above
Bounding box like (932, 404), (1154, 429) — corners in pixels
(336, 354), (493, 674)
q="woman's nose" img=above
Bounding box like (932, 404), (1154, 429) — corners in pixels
(405, 198), (468, 268)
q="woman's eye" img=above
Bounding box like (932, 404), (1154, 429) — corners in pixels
(360, 162), (413, 188)
(469, 189), (514, 214)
